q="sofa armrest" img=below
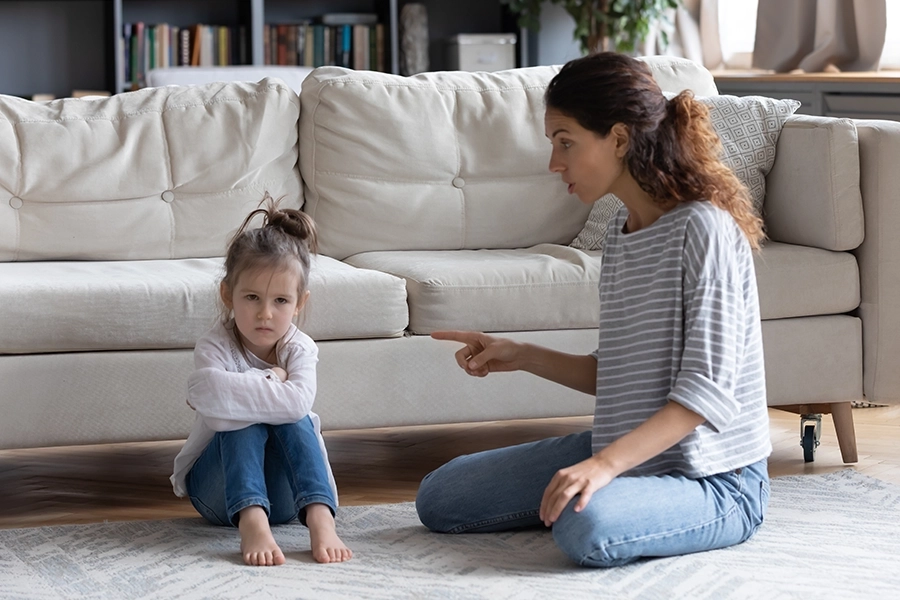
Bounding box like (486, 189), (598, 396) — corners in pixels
(854, 119), (900, 403)
(764, 115), (863, 251)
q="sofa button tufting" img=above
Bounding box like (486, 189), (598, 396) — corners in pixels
(9, 196), (23, 209)
(452, 177), (465, 188)
(161, 190), (175, 203)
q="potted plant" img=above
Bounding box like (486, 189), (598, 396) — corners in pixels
(502, 0), (680, 55)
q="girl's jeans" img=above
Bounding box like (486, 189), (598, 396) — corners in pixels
(416, 430), (768, 567)
(186, 417), (336, 527)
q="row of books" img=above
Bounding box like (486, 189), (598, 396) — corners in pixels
(263, 22), (386, 72)
(122, 23), (249, 89)
(120, 14), (388, 90)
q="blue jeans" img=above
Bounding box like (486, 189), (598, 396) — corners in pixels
(186, 417), (336, 528)
(416, 431), (768, 567)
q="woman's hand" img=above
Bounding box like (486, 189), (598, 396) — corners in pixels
(539, 455), (616, 527)
(431, 330), (522, 377)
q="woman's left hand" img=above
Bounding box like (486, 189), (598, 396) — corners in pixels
(539, 455), (616, 527)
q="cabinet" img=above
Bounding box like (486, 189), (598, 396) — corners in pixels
(0, 0), (518, 98)
(714, 72), (900, 123)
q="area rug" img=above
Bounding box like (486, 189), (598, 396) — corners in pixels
(1, 470), (898, 600)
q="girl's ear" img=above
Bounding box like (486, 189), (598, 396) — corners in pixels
(294, 290), (310, 316)
(220, 281), (233, 310)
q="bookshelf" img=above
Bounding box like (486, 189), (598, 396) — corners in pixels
(114, 0), (398, 93)
(0, 0), (519, 98)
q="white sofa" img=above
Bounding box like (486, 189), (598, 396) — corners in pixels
(2, 57), (898, 464)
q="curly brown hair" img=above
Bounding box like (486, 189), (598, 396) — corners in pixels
(545, 52), (765, 250)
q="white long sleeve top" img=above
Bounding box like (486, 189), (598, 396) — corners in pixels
(171, 321), (337, 501)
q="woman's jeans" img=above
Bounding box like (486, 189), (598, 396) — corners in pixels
(186, 417), (336, 527)
(416, 431), (769, 568)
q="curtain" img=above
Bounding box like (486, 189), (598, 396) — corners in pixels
(752, 0), (887, 72)
(642, 0), (749, 71)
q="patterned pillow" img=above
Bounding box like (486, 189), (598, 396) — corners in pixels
(569, 95), (800, 251)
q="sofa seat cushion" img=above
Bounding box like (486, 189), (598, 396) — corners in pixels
(345, 244), (602, 334)
(755, 242), (859, 320)
(0, 256), (407, 353)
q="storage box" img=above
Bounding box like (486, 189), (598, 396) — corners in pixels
(446, 33), (516, 72)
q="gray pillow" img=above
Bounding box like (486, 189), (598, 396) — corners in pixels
(570, 95), (800, 251)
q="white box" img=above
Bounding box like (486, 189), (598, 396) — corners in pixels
(446, 33), (517, 72)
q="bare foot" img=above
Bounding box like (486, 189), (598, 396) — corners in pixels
(306, 503), (352, 563)
(238, 505), (285, 566)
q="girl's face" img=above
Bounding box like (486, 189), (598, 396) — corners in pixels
(221, 266), (308, 362)
(544, 108), (628, 205)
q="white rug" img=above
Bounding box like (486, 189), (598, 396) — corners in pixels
(1, 469), (898, 600)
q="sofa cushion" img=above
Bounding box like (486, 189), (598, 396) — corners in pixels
(0, 78), (301, 261)
(754, 242), (859, 320)
(299, 56), (718, 260)
(764, 115), (863, 252)
(0, 256), (407, 353)
(345, 244), (602, 333)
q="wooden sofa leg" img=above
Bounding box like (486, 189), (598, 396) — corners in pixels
(830, 401), (859, 464)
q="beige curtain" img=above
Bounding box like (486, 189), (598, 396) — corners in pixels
(641, 0), (738, 71)
(752, 0), (887, 72)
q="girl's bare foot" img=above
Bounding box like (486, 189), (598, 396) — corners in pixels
(238, 505), (285, 566)
(306, 503), (353, 563)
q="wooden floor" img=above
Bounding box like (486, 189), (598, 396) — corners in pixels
(1, 406), (898, 530)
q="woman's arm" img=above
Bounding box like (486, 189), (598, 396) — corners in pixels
(432, 330), (598, 396)
(539, 400), (705, 525)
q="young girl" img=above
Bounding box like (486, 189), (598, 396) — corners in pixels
(172, 195), (352, 566)
(416, 52), (771, 567)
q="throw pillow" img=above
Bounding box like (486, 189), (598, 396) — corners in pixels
(570, 193), (622, 251)
(569, 94), (800, 251)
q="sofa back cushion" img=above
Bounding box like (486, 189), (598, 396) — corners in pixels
(0, 78), (301, 261)
(299, 57), (718, 260)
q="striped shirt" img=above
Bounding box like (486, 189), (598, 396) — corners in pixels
(592, 201), (771, 478)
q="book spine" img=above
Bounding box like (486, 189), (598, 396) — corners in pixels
(313, 25), (324, 67)
(180, 28), (190, 66)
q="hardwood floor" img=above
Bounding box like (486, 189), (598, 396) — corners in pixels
(1, 406), (898, 530)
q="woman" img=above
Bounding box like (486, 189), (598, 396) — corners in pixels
(415, 52), (771, 568)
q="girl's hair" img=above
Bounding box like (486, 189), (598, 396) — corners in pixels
(220, 192), (318, 329)
(545, 52), (765, 250)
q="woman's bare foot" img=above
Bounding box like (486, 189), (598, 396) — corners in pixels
(238, 505), (285, 566)
(306, 503), (352, 563)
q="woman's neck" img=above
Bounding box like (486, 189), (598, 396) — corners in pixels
(615, 172), (671, 233)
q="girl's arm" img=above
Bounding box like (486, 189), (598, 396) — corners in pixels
(432, 330), (598, 396)
(188, 337), (317, 430)
(539, 400), (704, 525)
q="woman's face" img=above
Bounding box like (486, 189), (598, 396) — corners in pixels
(544, 108), (627, 205)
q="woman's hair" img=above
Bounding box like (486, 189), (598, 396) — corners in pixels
(220, 192), (318, 328)
(545, 52), (765, 249)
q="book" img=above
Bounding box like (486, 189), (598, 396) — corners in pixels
(353, 24), (369, 71)
(180, 27), (190, 66)
(312, 24), (325, 67)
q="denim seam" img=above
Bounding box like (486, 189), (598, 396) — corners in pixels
(447, 509), (540, 534)
(271, 426), (336, 517)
